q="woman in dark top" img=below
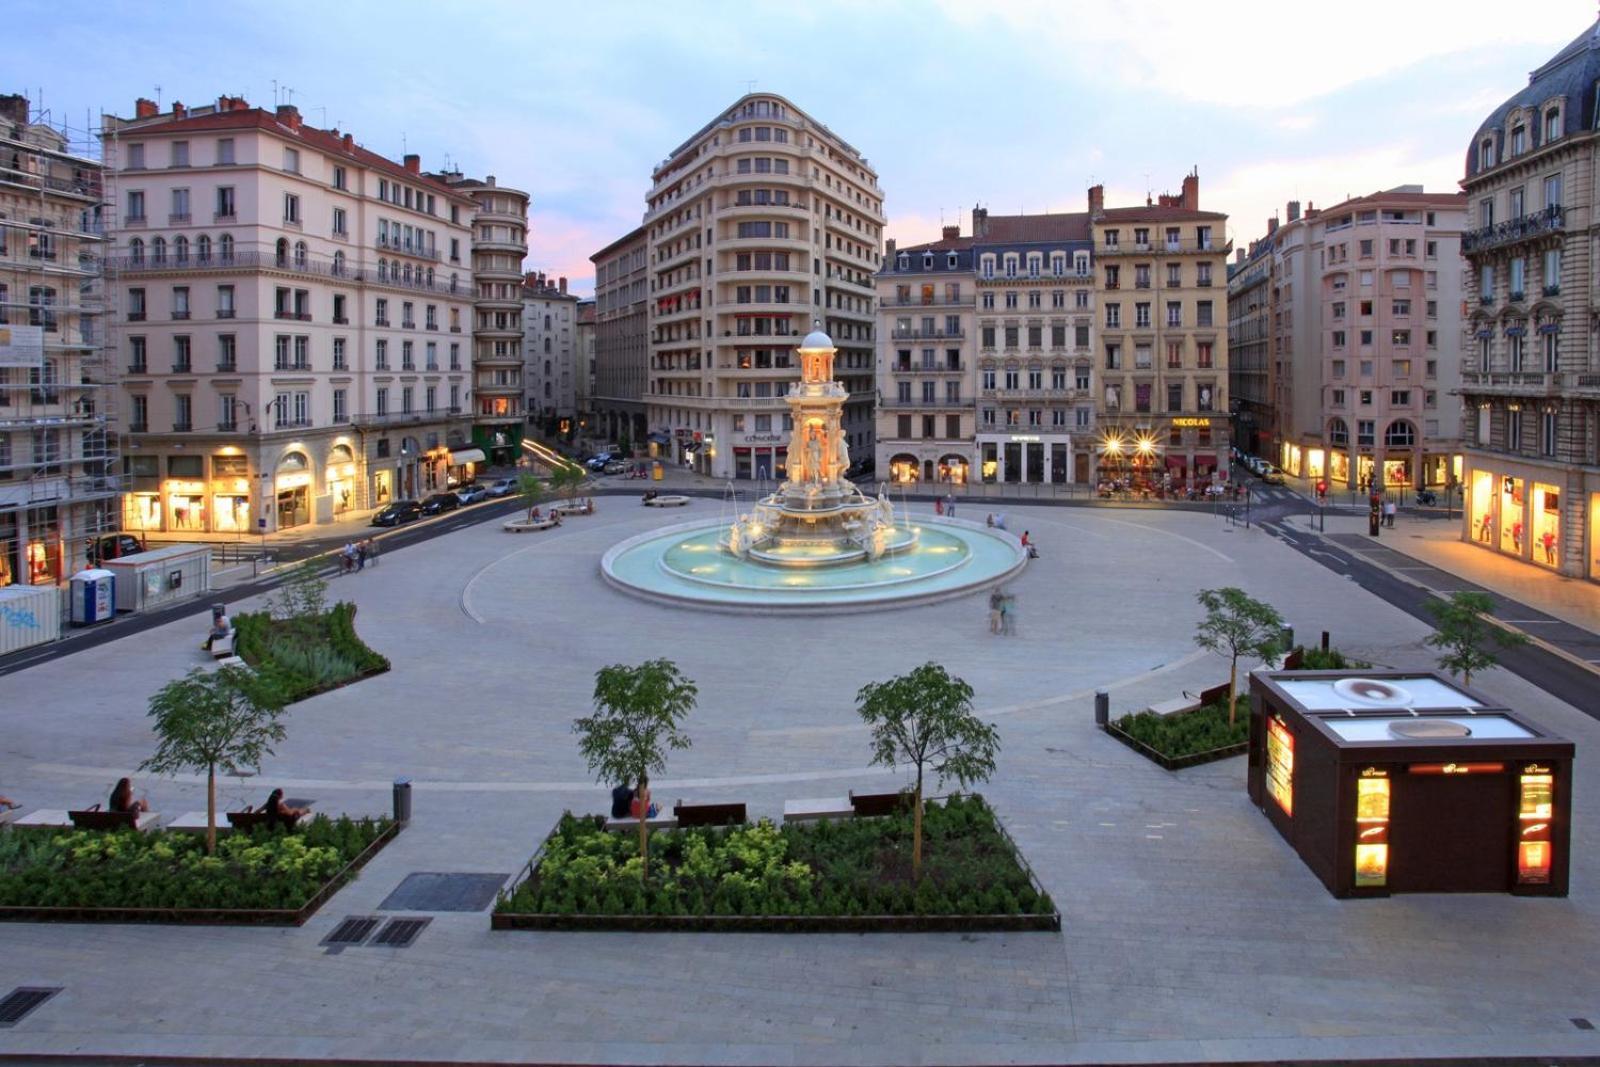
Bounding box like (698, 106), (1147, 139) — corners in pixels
(611, 783), (635, 819)
(261, 788), (308, 829)
(108, 777), (148, 814)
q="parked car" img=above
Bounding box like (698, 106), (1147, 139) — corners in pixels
(1258, 465), (1285, 485)
(585, 452), (614, 471)
(420, 492), (461, 515)
(370, 501), (422, 527)
(455, 484), (490, 505)
(485, 477), (517, 498)
(602, 460), (630, 475)
(89, 533), (145, 565)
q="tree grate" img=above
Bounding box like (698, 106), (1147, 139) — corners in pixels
(321, 915), (380, 947)
(1575, 1017), (1596, 1031)
(0, 987), (61, 1028)
(372, 917), (430, 947)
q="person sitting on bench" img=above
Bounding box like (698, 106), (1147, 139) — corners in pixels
(1021, 530), (1039, 559)
(204, 604), (233, 651)
(260, 788), (308, 830)
(629, 777), (659, 819)
(109, 777), (149, 815)
(643, 490), (658, 504)
(611, 782), (635, 819)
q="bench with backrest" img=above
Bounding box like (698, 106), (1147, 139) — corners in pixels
(849, 790), (910, 817)
(226, 807), (302, 832)
(673, 800), (746, 827)
(69, 806), (159, 831)
(1148, 681), (1232, 718)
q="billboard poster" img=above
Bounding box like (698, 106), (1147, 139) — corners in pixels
(0, 325), (45, 369)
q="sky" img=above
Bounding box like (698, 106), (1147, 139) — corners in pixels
(11, 0), (1593, 296)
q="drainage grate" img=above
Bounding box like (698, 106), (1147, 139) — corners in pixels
(0, 987), (61, 1028)
(372, 917), (431, 947)
(378, 872), (511, 912)
(1575, 1017), (1596, 1031)
(321, 915), (381, 948)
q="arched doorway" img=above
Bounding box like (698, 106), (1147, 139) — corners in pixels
(938, 454), (969, 485)
(327, 444), (357, 515)
(889, 453), (919, 484)
(274, 451), (312, 529)
(1383, 419), (1416, 489)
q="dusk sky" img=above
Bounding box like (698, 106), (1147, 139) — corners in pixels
(12, 0), (1591, 295)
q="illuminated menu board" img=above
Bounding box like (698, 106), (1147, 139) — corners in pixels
(1355, 773), (1390, 888)
(1519, 768), (1554, 885)
(1266, 717), (1294, 816)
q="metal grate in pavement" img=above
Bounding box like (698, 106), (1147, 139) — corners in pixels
(372, 916), (431, 947)
(321, 915), (381, 950)
(378, 871), (510, 912)
(0, 987), (61, 1028)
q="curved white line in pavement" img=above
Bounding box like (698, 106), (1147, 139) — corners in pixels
(1092, 513), (1236, 563)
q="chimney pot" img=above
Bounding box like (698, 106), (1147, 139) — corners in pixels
(171, 101), (185, 119)
(135, 97), (158, 119)
(1087, 184), (1104, 216)
(942, 225), (960, 240)
(275, 104), (301, 131)
(1286, 200), (1301, 222)
(1181, 172), (1199, 210)
(0, 94), (28, 127)
(342, 133), (353, 151)
(404, 153), (420, 174)
(1268, 218), (1280, 235)
(885, 238), (897, 257)
(559, 277), (568, 294)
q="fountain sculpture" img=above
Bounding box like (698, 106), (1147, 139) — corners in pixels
(721, 326), (916, 566)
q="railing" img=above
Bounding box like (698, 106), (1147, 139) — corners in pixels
(1099, 238), (1231, 256)
(891, 364), (964, 374)
(881, 296), (970, 308)
(889, 328), (964, 340)
(216, 362), (237, 373)
(106, 250), (466, 295)
(879, 398), (972, 409)
(979, 388), (1082, 399)
(1574, 373), (1600, 393)
(172, 422), (192, 432)
(1463, 205), (1563, 254)
(1460, 371), (1562, 392)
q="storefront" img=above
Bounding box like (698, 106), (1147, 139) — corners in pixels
(211, 451), (252, 533)
(0, 509), (62, 587)
(977, 433), (1074, 484)
(326, 444), (358, 515)
(1248, 670), (1572, 897)
(937, 454), (969, 485)
(123, 491), (162, 537)
(472, 423), (522, 468)
(733, 436), (786, 480)
(888, 452), (920, 484)
(274, 451), (313, 530)
(446, 447), (484, 488)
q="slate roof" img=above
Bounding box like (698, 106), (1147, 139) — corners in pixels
(1468, 18), (1600, 179)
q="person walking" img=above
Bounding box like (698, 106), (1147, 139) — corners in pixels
(355, 540), (368, 571)
(934, 496), (945, 516)
(987, 589), (1003, 634)
(1000, 592), (1016, 636)
(945, 494), (955, 518)
(1383, 499), (1397, 528)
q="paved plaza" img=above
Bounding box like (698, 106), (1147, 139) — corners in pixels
(3, 500), (1600, 1064)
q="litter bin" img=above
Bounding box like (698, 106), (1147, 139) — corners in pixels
(392, 777), (412, 826)
(1094, 689), (1109, 727)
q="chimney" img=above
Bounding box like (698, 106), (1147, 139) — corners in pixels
(1286, 200), (1301, 222)
(1267, 217), (1280, 235)
(135, 97), (158, 119)
(885, 238), (896, 258)
(1087, 184), (1104, 216)
(1181, 170), (1199, 210)
(342, 133), (353, 151)
(275, 104), (301, 131)
(0, 94), (28, 127)
(404, 153), (420, 174)
(972, 205), (989, 237)
(942, 225), (960, 240)
(1235, 248), (1247, 265)
(559, 277), (568, 294)
(171, 101), (186, 119)
(486, 175), (496, 187)
(1306, 201), (1320, 219)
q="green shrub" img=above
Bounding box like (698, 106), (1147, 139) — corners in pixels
(1295, 646), (1372, 671)
(231, 603), (387, 703)
(496, 796), (1045, 919)
(0, 815), (390, 911)
(1114, 698), (1250, 759)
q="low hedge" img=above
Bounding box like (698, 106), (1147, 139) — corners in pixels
(495, 794), (1056, 929)
(1294, 646), (1372, 671)
(232, 602), (388, 702)
(0, 815), (391, 913)
(1111, 696), (1250, 767)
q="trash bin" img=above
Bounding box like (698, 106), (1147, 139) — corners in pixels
(392, 777), (412, 826)
(1094, 689), (1109, 727)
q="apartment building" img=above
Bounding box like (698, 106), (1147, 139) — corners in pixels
(1458, 18), (1600, 582)
(575, 298), (595, 440)
(103, 96), (478, 533)
(1092, 173), (1231, 487)
(434, 172), (529, 467)
(590, 225), (648, 448)
(522, 271), (578, 435)
(0, 94), (115, 586)
(643, 93), (883, 480)
(1226, 232), (1273, 456)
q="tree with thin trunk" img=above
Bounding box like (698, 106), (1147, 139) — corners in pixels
(572, 659), (696, 878)
(856, 663), (998, 880)
(549, 461), (586, 505)
(1194, 586), (1285, 726)
(141, 665), (288, 855)
(517, 472), (545, 521)
(1426, 590), (1527, 686)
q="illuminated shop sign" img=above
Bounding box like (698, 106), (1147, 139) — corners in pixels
(1266, 717), (1294, 816)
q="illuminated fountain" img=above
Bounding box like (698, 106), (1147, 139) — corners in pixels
(602, 327), (1027, 613)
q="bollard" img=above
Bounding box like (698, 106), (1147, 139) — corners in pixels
(1320, 630), (1330, 653)
(392, 777), (412, 826)
(1094, 689), (1109, 727)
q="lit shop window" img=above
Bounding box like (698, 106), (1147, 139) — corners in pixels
(1518, 768), (1554, 885)
(1354, 773), (1390, 888)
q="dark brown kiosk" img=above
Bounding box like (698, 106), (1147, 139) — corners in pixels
(1247, 670), (1572, 897)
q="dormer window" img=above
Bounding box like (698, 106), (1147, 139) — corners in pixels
(1051, 254), (1065, 276)
(1004, 255), (1018, 278)
(1480, 138), (1496, 170)
(1545, 106), (1561, 142)
(897, 253), (909, 271)
(946, 252), (958, 269)
(923, 252), (933, 270)
(1511, 124), (1526, 155)
(981, 255), (995, 279)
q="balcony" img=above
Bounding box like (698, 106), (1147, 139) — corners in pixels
(171, 310), (190, 320)
(214, 211), (237, 223)
(891, 363), (964, 374)
(1459, 370), (1563, 396)
(1573, 373), (1600, 397)
(126, 363), (148, 376)
(1463, 206), (1563, 254)
(127, 422), (148, 433)
(1098, 237), (1231, 257)
(889, 328), (964, 341)
(879, 397), (972, 409)
(217, 421), (239, 433)
(171, 362), (192, 374)
(217, 309), (236, 319)
(172, 421), (192, 432)
(216, 361), (237, 373)
(168, 213), (191, 226)
(127, 311), (146, 322)
(333, 315), (348, 325)
(880, 295), (970, 308)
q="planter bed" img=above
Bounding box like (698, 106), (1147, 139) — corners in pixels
(1106, 698), (1250, 771)
(231, 602), (389, 703)
(0, 816), (397, 926)
(493, 794), (1059, 933)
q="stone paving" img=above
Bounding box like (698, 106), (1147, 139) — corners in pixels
(2, 500), (1599, 1064)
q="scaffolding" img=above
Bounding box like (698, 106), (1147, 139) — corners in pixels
(0, 93), (119, 587)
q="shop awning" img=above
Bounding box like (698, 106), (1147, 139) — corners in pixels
(1165, 455), (1188, 469)
(449, 448), (486, 465)
(648, 431), (671, 444)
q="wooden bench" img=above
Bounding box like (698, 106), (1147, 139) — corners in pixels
(167, 810), (230, 834)
(0, 805), (24, 827)
(69, 808), (160, 832)
(1149, 681), (1231, 718)
(783, 796), (853, 823)
(502, 517), (559, 533)
(603, 814), (679, 833)
(849, 790), (910, 817)
(673, 800), (746, 827)
(643, 495), (690, 508)
(10, 809), (73, 830)
(226, 809), (302, 831)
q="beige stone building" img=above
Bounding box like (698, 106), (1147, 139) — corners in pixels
(1092, 173), (1231, 487)
(591, 225), (648, 449)
(643, 93), (883, 480)
(1457, 18), (1600, 582)
(102, 95), (479, 533)
(0, 94), (115, 585)
(523, 271), (578, 437)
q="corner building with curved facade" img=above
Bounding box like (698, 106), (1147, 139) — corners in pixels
(643, 94), (883, 480)
(1460, 18), (1600, 582)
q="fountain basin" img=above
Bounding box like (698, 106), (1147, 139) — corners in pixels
(601, 516), (1027, 614)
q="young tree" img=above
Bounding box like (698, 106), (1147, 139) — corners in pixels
(855, 663), (999, 879)
(141, 665), (288, 855)
(548, 461), (586, 504)
(1194, 586), (1285, 725)
(516, 471), (545, 521)
(272, 558), (328, 628)
(1426, 590), (1527, 686)
(572, 659), (697, 877)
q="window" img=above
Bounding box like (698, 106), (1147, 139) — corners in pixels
(1545, 107), (1560, 142)
(1384, 420), (1415, 447)
(171, 287), (190, 320)
(283, 193), (300, 223)
(126, 143), (144, 169)
(173, 394), (192, 431)
(1165, 301), (1181, 327)
(332, 388), (347, 423)
(1357, 419), (1375, 446)
(333, 165), (346, 191)
(1544, 331), (1558, 372)
(1541, 411), (1557, 456)
(1508, 408), (1522, 450)
(283, 147), (300, 173)
(1105, 304), (1120, 328)
(1167, 383), (1183, 412)
(1332, 330), (1347, 348)
(1544, 173), (1563, 210)
(1197, 342), (1213, 368)
(1196, 300), (1213, 327)
(375, 339), (389, 370)
(170, 187), (190, 221)
(1543, 248), (1561, 294)
(126, 189), (145, 221)
(217, 333), (236, 372)
(333, 207), (347, 236)
(216, 138), (234, 165)
(376, 387), (389, 416)
(1512, 125), (1526, 155)
(1391, 390), (1411, 406)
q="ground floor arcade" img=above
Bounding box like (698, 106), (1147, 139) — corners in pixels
(1461, 451), (1600, 583)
